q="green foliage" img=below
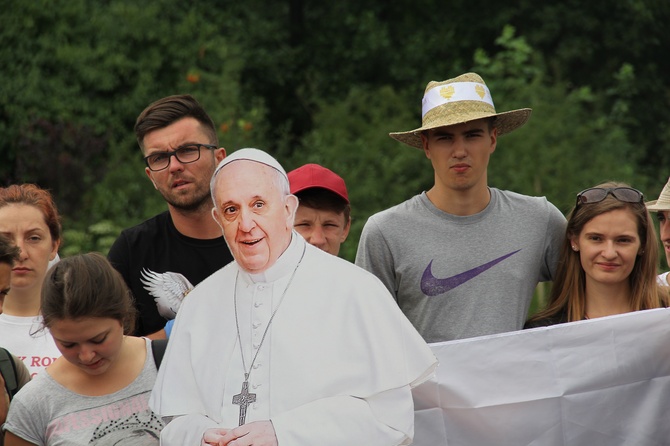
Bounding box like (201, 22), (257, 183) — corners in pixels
(507, 0), (670, 181)
(285, 85), (432, 261)
(0, 0), (262, 254)
(1, 0), (668, 265)
(62, 220), (122, 258)
(473, 26), (643, 214)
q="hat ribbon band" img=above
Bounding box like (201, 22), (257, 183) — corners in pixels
(421, 82), (495, 118)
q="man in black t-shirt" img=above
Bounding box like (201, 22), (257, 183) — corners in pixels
(108, 95), (232, 338)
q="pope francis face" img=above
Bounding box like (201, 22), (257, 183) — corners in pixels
(212, 160), (298, 273)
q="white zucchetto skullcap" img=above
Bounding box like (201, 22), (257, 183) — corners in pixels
(213, 148), (287, 180)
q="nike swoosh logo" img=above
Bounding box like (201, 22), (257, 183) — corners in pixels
(420, 250), (521, 296)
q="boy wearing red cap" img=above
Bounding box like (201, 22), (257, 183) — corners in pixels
(287, 164), (351, 256)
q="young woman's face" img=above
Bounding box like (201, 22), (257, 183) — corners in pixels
(0, 204), (59, 292)
(49, 317), (125, 376)
(572, 208), (642, 289)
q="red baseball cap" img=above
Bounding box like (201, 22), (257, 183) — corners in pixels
(288, 164), (349, 203)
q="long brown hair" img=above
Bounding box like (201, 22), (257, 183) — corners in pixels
(528, 181), (667, 324)
(41, 252), (136, 334)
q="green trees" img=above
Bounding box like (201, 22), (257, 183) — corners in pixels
(1, 1), (667, 262)
(285, 85), (432, 261)
(474, 26), (643, 214)
(0, 1), (258, 254)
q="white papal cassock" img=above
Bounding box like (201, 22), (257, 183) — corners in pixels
(150, 233), (437, 445)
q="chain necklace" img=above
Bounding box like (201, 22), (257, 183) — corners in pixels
(232, 243), (306, 426)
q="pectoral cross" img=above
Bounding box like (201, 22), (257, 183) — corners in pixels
(232, 374), (257, 426)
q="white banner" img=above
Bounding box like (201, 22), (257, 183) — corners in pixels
(412, 308), (670, 446)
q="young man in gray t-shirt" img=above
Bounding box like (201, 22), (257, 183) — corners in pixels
(356, 72), (566, 342)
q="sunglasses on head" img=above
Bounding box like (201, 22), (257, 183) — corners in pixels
(575, 187), (644, 206)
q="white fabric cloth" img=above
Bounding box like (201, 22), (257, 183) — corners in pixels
(150, 234), (437, 445)
(0, 313), (60, 377)
(656, 271), (669, 286)
(411, 308), (670, 446)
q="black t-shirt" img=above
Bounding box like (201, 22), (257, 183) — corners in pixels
(108, 211), (233, 336)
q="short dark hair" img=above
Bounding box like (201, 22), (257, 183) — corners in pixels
(295, 188), (351, 223)
(0, 234), (19, 266)
(135, 94), (218, 152)
(422, 116), (495, 138)
(488, 116), (496, 131)
(41, 253), (137, 334)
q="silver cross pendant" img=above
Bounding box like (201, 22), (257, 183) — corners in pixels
(232, 376), (257, 426)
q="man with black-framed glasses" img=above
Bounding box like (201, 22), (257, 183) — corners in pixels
(108, 95), (233, 339)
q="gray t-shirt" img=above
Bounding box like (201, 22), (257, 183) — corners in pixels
(356, 188), (566, 342)
(3, 338), (163, 445)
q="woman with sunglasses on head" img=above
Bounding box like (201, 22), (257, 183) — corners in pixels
(525, 181), (669, 328)
(0, 185), (61, 377)
(3, 253), (163, 445)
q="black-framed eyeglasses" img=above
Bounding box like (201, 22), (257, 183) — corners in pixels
(575, 187), (644, 206)
(144, 144), (217, 171)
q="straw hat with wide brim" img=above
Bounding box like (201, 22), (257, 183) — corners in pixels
(389, 72), (532, 149)
(645, 177), (670, 211)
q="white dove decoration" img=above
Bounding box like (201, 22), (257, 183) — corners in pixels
(139, 269), (194, 319)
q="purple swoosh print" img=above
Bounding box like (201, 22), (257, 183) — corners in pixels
(420, 250), (522, 296)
